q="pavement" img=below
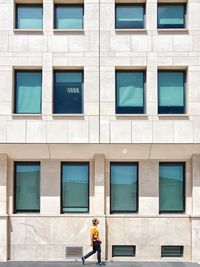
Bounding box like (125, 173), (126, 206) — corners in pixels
(0, 262), (199, 267)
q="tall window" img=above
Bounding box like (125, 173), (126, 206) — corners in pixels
(159, 162), (185, 213)
(61, 162), (89, 213)
(116, 71), (145, 114)
(158, 71), (185, 114)
(110, 163), (138, 213)
(14, 71), (42, 114)
(54, 4), (84, 29)
(16, 4), (43, 29)
(54, 71), (83, 114)
(14, 162), (40, 213)
(116, 4), (145, 29)
(158, 4), (186, 29)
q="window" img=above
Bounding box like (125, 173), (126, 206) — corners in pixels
(16, 4), (43, 29)
(112, 246), (136, 257)
(116, 71), (145, 114)
(110, 162), (138, 213)
(54, 4), (84, 29)
(115, 4), (145, 29)
(14, 71), (42, 114)
(61, 162), (89, 213)
(159, 162), (185, 213)
(158, 71), (185, 114)
(14, 162), (40, 213)
(161, 246), (184, 257)
(54, 71), (83, 114)
(158, 4), (186, 29)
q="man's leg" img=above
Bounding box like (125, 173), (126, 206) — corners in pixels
(96, 241), (101, 263)
(82, 243), (97, 260)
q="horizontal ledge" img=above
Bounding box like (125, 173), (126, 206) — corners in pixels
(158, 114), (189, 119)
(12, 114), (42, 118)
(14, 29), (43, 33)
(116, 114), (148, 118)
(115, 29), (147, 34)
(53, 29), (84, 33)
(157, 29), (189, 34)
(52, 114), (85, 118)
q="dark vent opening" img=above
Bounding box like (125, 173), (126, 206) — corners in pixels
(161, 246), (184, 257)
(65, 247), (83, 258)
(112, 245), (136, 257)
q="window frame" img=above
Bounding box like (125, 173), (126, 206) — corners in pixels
(161, 246), (184, 257)
(15, 3), (43, 30)
(115, 70), (146, 114)
(159, 162), (186, 214)
(54, 4), (84, 30)
(157, 3), (186, 29)
(115, 3), (145, 29)
(158, 70), (186, 115)
(112, 245), (136, 257)
(53, 70), (84, 114)
(60, 162), (90, 214)
(110, 162), (139, 214)
(14, 161), (41, 214)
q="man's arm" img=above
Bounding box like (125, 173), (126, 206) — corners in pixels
(90, 232), (93, 246)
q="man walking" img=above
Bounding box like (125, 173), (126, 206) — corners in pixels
(81, 218), (105, 265)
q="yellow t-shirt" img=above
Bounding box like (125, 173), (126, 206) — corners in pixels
(90, 226), (100, 241)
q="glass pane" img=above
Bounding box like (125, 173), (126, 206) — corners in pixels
(17, 5), (43, 29)
(54, 71), (83, 114)
(15, 163), (40, 212)
(159, 163), (184, 212)
(55, 5), (83, 29)
(113, 246), (135, 256)
(111, 163), (138, 213)
(15, 72), (42, 114)
(62, 163), (89, 213)
(158, 5), (185, 28)
(159, 72), (184, 107)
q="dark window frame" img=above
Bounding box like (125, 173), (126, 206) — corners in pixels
(110, 162), (139, 214)
(157, 3), (186, 29)
(15, 3), (43, 29)
(115, 3), (145, 29)
(14, 70), (42, 114)
(53, 70), (84, 114)
(159, 162), (186, 214)
(60, 162), (90, 214)
(54, 4), (84, 29)
(161, 246), (184, 257)
(115, 70), (146, 114)
(158, 70), (186, 114)
(14, 161), (41, 214)
(112, 245), (136, 257)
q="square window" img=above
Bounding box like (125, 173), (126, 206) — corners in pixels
(53, 70), (83, 114)
(159, 162), (185, 213)
(54, 4), (84, 29)
(14, 71), (42, 114)
(112, 246), (136, 257)
(158, 4), (186, 29)
(116, 71), (145, 114)
(16, 4), (43, 29)
(116, 4), (145, 29)
(110, 162), (138, 213)
(158, 71), (185, 114)
(14, 162), (40, 213)
(61, 162), (89, 213)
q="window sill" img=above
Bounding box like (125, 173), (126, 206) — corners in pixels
(53, 29), (84, 34)
(14, 29), (43, 33)
(157, 28), (188, 34)
(115, 29), (147, 34)
(12, 114), (42, 119)
(52, 114), (85, 119)
(116, 114), (148, 119)
(158, 114), (189, 120)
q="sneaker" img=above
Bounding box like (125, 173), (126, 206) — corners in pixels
(81, 257), (85, 265)
(96, 262), (106, 266)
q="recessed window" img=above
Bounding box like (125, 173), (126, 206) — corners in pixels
(115, 4), (145, 29)
(116, 71), (145, 114)
(158, 71), (186, 114)
(159, 162), (185, 213)
(110, 162), (138, 213)
(54, 4), (84, 29)
(112, 246), (136, 257)
(158, 4), (186, 29)
(53, 70), (83, 114)
(161, 246), (184, 257)
(14, 71), (42, 114)
(15, 4), (43, 29)
(61, 162), (89, 213)
(14, 162), (40, 213)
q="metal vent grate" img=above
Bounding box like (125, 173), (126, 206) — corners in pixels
(65, 247), (83, 258)
(161, 246), (184, 257)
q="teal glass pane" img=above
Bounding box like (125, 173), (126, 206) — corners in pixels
(111, 163), (138, 213)
(158, 5), (185, 28)
(17, 5), (43, 29)
(15, 72), (42, 114)
(55, 5), (83, 29)
(15, 163), (40, 212)
(159, 163), (184, 212)
(159, 72), (184, 107)
(62, 163), (89, 213)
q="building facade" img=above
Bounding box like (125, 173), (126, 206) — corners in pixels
(1, 0), (200, 263)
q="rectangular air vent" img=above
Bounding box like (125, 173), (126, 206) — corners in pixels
(161, 246), (184, 257)
(112, 245), (136, 257)
(65, 247), (83, 258)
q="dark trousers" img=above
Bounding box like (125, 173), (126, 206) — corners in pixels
(84, 241), (101, 262)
